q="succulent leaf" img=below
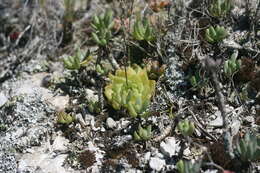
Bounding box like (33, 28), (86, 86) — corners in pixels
(235, 133), (260, 162)
(133, 124), (152, 141)
(177, 120), (195, 137)
(91, 10), (114, 46)
(105, 66), (155, 118)
(205, 25), (228, 44)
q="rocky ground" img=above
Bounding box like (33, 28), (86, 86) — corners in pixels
(0, 0), (259, 173)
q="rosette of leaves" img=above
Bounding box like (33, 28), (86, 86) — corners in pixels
(104, 65), (156, 118)
(88, 100), (101, 114)
(235, 133), (260, 162)
(63, 48), (91, 70)
(91, 10), (114, 46)
(189, 69), (203, 89)
(205, 26), (228, 44)
(209, 0), (232, 18)
(177, 120), (195, 137)
(176, 160), (201, 173)
(133, 124), (152, 141)
(132, 17), (156, 42)
(57, 111), (75, 125)
(224, 51), (241, 78)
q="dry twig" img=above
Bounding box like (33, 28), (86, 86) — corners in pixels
(204, 57), (234, 159)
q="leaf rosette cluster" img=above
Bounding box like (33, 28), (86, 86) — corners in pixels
(105, 66), (156, 118)
(205, 25), (228, 44)
(133, 124), (152, 141)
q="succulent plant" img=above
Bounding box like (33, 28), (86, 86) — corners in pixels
(63, 48), (91, 70)
(133, 124), (152, 141)
(91, 10), (114, 46)
(132, 17), (156, 42)
(104, 65), (156, 118)
(205, 25), (228, 44)
(189, 70), (202, 88)
(224, 51), (241, 78)
(209, 0), (232, 18)
(63, 0), (76, 22)
(176, 160), (201, 173)
(177, 120), (195, 137)
(57, 111), (75, 125)
(88, 100), (101, 114)
(235, 133), (260, 162)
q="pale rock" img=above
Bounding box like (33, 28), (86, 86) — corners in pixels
(52, 135), (69, 152)
(0, 92), (8, 107)
(160, 137), (180, 157)
(209, 111), (223, 127)
(183, 147), (191, 157)
(85, 89), (98, 103)
(106, 117), (116, 129)
(149, 157), (165, 171)
(230, 119), (241, 136)
(244, 116), (254, 124)
(144, 152), (151, 162)
(84, 114), (95, 126)
(46, 95), (69, 111)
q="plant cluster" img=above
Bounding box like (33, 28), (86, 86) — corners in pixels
(205, 25), (228, 44)
(177, 120), (195, 137)
(104, 65), (156, 118)
(224, 51), (241, 78)
(63, 0), (76, 23)
(176, 160), (201, 173)
(88, 100), (101, 114)
(91, 10), (114, 46)
(57, 111), (75, 125)
(235, 133), (260, 162)
(133, 124), (152, 141)
(132, 17), (156, 42)
(209, 0), (232, 18)
(189, 69), (206, 89)
(63, 48), (91, 70)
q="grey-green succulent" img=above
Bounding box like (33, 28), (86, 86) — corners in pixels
(132, 17), (156, 42)
(176, 160), (201, 173)
(133, 124), (152, 141)
(177, 120), (195, 137)
(88, 100), (101, 114)
(235, 133), (260, 162)
(209, 0), (232, 18)
(63, 48), (91, 70)
(91, 10), (114, 46)
(224, 51), (241, 78)
(205, 25), (228, 44)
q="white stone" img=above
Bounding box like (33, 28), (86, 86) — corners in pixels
(46, 95), (69, 111)
(144, 152), (151, 162)
(106, 117), (116, 129)
(209, 111), (223, 126)
(18, 142), (80, 173)
(231, 120), (241, 136)
(84, 114), (95, 126)
(160, 137), (180, 157)
(85, 89), (98, 103)
(0, 92), (8, 107)
(149, 157), (165, 171)
(52, 135), (69, 151)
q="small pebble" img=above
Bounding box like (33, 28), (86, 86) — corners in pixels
(106, 117), (116, 129)
(149, 157), (165, 171)
(0, 92), (8, 107)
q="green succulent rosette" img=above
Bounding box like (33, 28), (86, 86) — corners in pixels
(105, 65), (156, 118)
